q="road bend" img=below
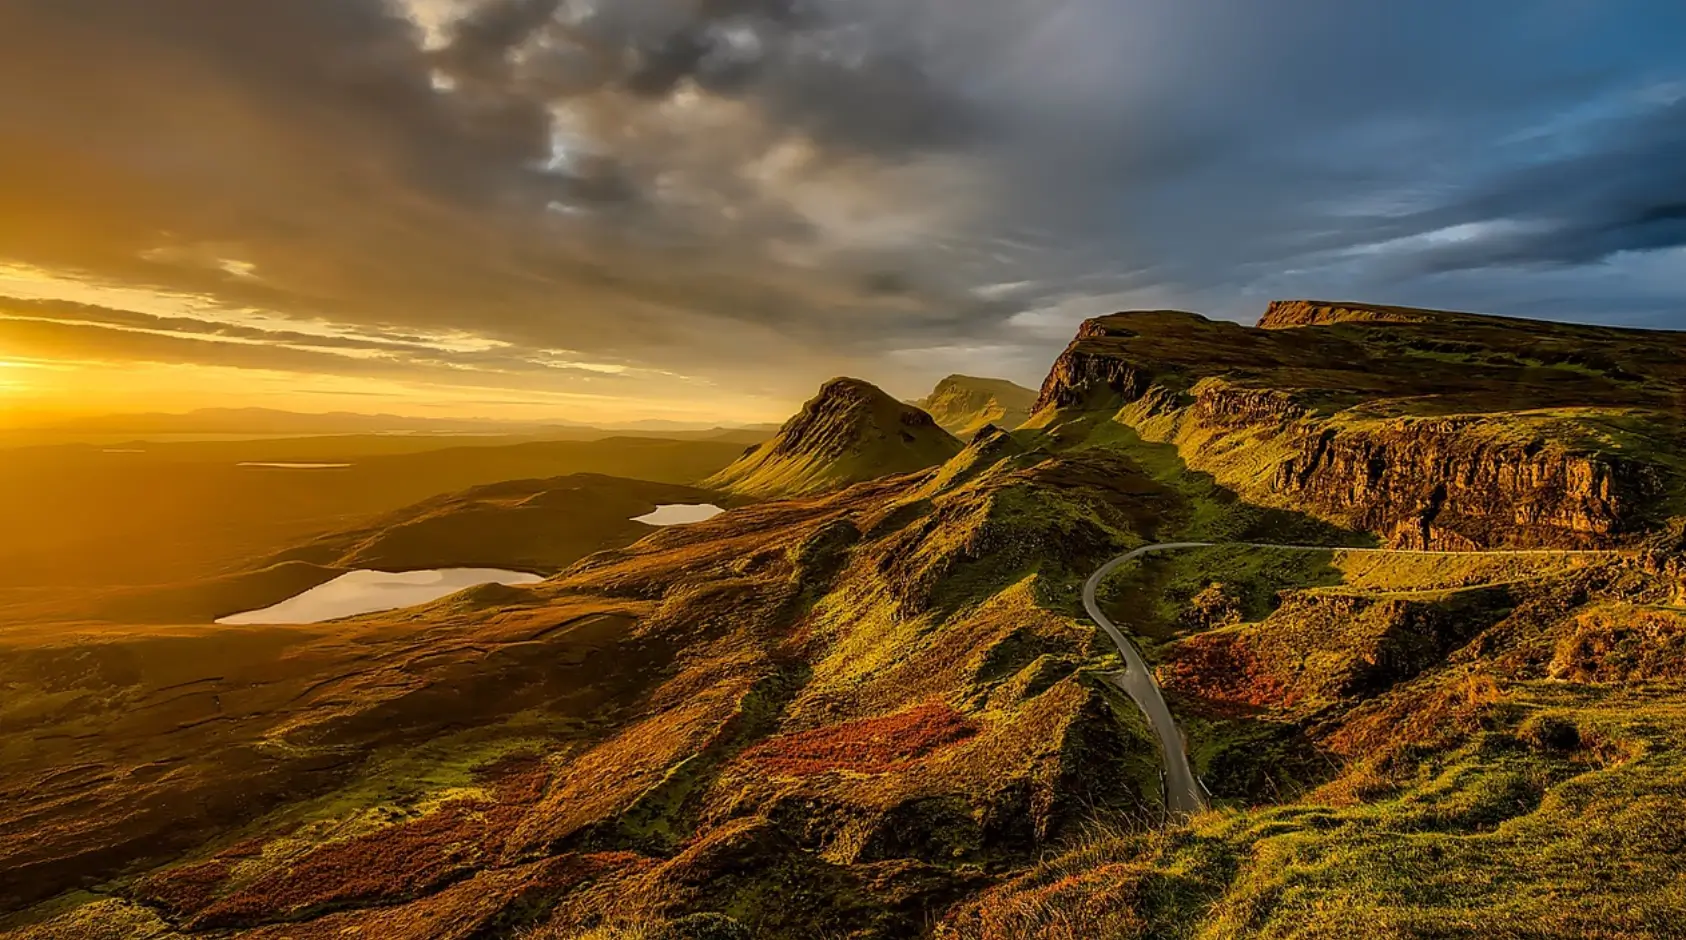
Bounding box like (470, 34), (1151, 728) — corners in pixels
(1082, 541), (1630, 818)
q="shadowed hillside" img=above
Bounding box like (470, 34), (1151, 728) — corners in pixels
(0, 475), (732, 627)
(0, 437), (747, 590)
(266, 474), (727, 575)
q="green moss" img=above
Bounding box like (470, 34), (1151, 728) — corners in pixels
(1099, 546), (1346, 642)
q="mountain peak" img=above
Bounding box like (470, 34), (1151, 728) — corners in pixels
(707, 377), (961, 498)
(915, 374), (1038, 436)
(817, 375), (887, 395)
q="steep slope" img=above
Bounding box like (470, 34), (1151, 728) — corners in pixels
(915, 375), (1039, 436)
(706, 377), (962, 498)
(1029, 302), (1686, 549)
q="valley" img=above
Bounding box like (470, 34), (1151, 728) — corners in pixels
(0, 434), (756, 591)
(3, 301), (1685, 939)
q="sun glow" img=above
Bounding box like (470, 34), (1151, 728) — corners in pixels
(0, 263), (791, 425)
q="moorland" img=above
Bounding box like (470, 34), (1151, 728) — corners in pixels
(3, 301), (1684, 939)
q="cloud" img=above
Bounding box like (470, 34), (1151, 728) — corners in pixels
(0, 297), (647, 389)
(1374, 96), (1686, 272)
(0, 0), (1683, 411)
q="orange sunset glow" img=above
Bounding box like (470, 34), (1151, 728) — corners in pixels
(2, 2), (1685, 937)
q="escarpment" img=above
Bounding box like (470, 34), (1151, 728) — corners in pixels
(1033, 346), (1152, 413)
(1270, 418), (1659, 549)
(1256, 299), (1442, 330)
(1031, 303), (1686, 549)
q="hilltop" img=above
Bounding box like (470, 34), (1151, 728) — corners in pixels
(706, 377), (963, 498)
(914, 375), (1039, 437)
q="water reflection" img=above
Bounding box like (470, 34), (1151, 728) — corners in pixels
(633, 503), (725, 526)
(217, 568), (542, 625)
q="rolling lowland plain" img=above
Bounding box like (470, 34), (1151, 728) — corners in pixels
(4, 301), (1686, 940)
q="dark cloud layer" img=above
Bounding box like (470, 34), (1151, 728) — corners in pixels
(1396, 97), (1686, 271)
(0, 0), (1682, 404)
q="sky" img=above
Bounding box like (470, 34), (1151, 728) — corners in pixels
(1, 0), (1683, 424)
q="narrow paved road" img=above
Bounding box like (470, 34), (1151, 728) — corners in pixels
(1083, 542), (1216, 816)
(1083, 541), (1630, 817)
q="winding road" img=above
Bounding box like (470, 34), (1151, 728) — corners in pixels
(1082, 541), (1630, 817)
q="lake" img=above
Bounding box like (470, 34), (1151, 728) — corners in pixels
(633, 503), (725, 526)
(216, 568), (544, 625)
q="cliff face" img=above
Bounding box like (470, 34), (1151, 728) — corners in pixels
(1256, 300), (1441, 330)
(1033, 347), (1151, 413)
(1030, 303), (1685, 549)
(1269, 419), (1657, 549)
(1032, 316), (1165, 413)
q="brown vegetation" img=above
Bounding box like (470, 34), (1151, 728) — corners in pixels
(740, 701), (978, 776)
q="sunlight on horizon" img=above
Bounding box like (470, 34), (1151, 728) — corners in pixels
(0, 261), (791, 426)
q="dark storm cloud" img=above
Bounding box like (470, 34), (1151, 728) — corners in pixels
(433, 0), (983, 150)
(1, 0), (1684, 402)
(1389, 97), (1686, 272)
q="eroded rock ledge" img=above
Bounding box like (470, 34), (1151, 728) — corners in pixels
(1031, 303), (1684, 549)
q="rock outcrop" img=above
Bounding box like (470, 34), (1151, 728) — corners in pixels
(1031, 314), (1172, 413)
(1256, 299), (1442, 330)
(1030, 303), (1685, 549)
(1269, 418), (1657, 549)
